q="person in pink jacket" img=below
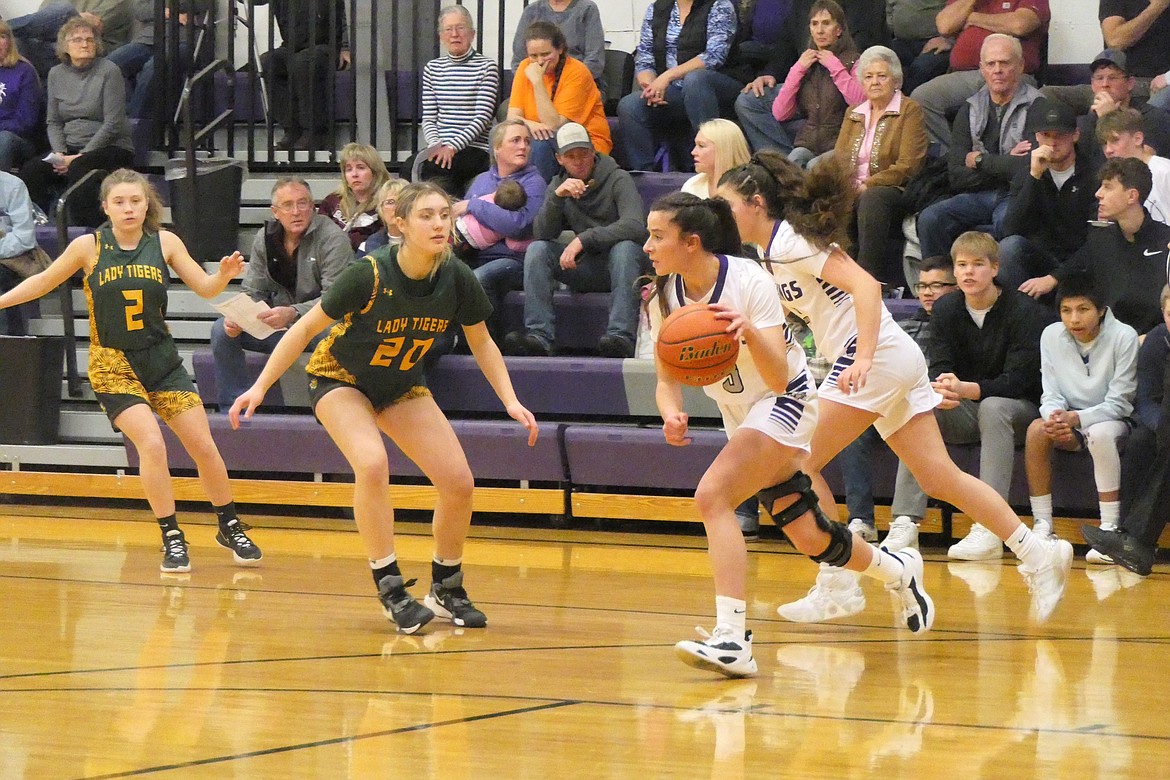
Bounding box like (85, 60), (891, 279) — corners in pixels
(771, 0), (862, 168)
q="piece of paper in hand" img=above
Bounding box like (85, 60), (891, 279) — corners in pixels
(212, 293), (280, 339)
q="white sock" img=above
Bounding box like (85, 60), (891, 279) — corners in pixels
(1099, 501), (1120, 530)
(862, 546), (904, 585)
(1029, 494), (1053, 523)
(369, 553), (397, 569)
(433, 556), (462, 567)
(1004, 523), (1046, 568)
(715, 594), (748, 635)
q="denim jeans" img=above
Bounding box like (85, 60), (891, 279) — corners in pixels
(0, 130), (36, 172)
(9, 2), (75, 77)
(733, 83), (804, 154)
(837, 426), (885, 522)
(472, 255), (524, 339)
(996, 234), (1062, 292)
(916, 190), (1010, 261)
(209, 317), (324, 409)
(529, 138), (561, 183)
(523, 239), (648, 344)
(616, 69), (743, 170)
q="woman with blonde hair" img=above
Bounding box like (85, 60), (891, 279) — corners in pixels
(682, 119), (750, 200)
(362, 178), (408, 253)
(0, 169), (262, 573)
(0, 19), (41, 171)
(231, 182), (538, 633)
(318, 142), (391, 252)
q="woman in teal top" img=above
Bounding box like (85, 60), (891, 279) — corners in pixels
(0, 168), (262, 574)
(230, 182), (539, 635)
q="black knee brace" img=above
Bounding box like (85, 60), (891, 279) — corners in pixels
(757, 471), (853, 567)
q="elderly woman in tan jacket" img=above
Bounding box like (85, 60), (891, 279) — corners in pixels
(834, 45), (927, 282)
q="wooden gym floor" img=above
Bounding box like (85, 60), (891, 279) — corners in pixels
(2, 506), (1168, 779)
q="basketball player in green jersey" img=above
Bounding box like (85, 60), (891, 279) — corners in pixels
(0, 169), (262, 574)
(230, 182), (539, 634)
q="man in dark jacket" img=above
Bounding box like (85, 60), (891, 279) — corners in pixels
(503, 123), (648, 358)
(998, 97), (1099, 294)
(1049, 157), (1170, 334)
(257, 0), (350, 151)
(901, 231), (1054, 561)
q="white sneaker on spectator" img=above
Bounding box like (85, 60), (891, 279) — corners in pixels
(947, 523), (1004, 561)
(847, 517), (877, 542)
(1032, 517), (1055, 540)
(777, 566), (865, 623)
(881, 516), (919, 552)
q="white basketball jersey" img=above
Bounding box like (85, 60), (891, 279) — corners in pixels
(650, 254), (815, 409)
(759, 220), (899, 362)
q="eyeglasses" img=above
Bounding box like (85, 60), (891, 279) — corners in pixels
(67, 36), (97, 45)
(380, 198), (396, 209)
(913, 281), (957, 294)
(275, 199), (313, 214)
(441, 24), (470, 35)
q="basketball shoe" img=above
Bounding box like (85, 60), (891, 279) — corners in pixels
(424, 571), (487, 627)
(947, 523), (1004, 560)
(886, 548), (934, 632)
(1019, 536), (1074, 622)
(1032, 517), (1055, 540)
(160, 528), (190, 573)
(776, 565), (865, 623)
(215, 518), (263, 565)
(881, 516), (919, 552)
(377, 575), (435, 634)
(675, 625), (757, 678)
(848, 518), (877, 542)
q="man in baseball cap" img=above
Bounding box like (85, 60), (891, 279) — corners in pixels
(1079, 48), (1170, 166)
(503, 121), (649, 359)
(999, 96), (1098, 298)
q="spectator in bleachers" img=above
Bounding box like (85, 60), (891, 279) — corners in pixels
(1025, 272), (1137, 546)
(616, 0), (744, 171)
(0, 20), (43, 172)
(911, 0), (1049, 151)
(733, 0), (885, 155)
(769, 0), (862, 169)
(0, 170), (43, 335)
(1048, 157), (1170, 335)
(317, 142), (389, 254)
(106, 0), (205, 120)
(1070, 49), (1170, 170)
(682, 118), (749, 199)
(508, 21), (611, 182)
(362, 178), (406, 254)
(1097, 107), (1170, 223)
(209, 176), (353, 409)
(257, 0), (350, 152)
(405, 4), (498, 198)
(503, 122), (648, 358)
(837, 254), (956, 551)
(915, 34), (1041, 264)
(1083, 285), (1170, 576)
(10, 1), (132, 80)
(510, 0), (605, 89)
(833, 45), (927, 280)
(1046, 1), (1170, 116)
(914, 231), (1052, 561)
(998, 98), (1099, 295)
(886, 0), (948, 95)
(18, 16), (133, 228)
(455, 118), (546, 335)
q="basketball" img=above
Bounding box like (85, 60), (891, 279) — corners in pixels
(656, 303), (740, 386)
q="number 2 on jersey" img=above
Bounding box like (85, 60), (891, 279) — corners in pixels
(370, 336), (434, 371)
(122, 290), (144, 331)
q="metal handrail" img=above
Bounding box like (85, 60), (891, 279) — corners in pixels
(54, 168), (106, 398)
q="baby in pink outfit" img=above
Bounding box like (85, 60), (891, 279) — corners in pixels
(454, 180), (530, 253)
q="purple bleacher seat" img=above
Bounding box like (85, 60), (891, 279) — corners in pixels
(35, 226), (88, 258)
(191, 351), (287, 407)
(885, 298), (921, 320)
(629, 171), (692, 215)
(383, 70), (422, 121)
(124, 413), (565, 482)
(430, 354), (633, 417)
(1043, 64), (1091, 87)
(216, 68), (354, 123)
(500, 291), (611, 352)
(563, 425), (725, 490)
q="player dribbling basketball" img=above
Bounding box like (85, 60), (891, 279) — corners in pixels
(644, 193), (930, 678)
